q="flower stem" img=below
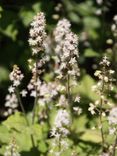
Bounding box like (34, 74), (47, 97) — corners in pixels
(99, 98), (105, 151)
(111, 134), (117, 156)
(32, 56), (38, 124)
(15, 88), (36, 147)
(100, 67), (106, 152)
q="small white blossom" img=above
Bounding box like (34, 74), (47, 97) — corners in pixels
(74, 96), (80, 103)
(8, 86), (15, 93)
(30, 90), (36, 97)
(108, 107), (117, 125)
(88, 103), (96, 115)
(20, 90), (27, 97)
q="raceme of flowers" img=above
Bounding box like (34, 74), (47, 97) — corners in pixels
(28, 12), (47, 55)
(4, 65), (24, 116)
(4, 138), (20, 156)
(54, 18), (80, 80)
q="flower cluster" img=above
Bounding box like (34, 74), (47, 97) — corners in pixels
(56, 94), (68, 108)
(54, 19), (79, 80)
(4, 94), (18, 116)
(54, 18), (71, 44)
(4, 138), (20, 156)
(50, 109), (70, 155)
(49, 18), (81, 155)
(89, 56), (115, 116)
(88, 56), (116, 155)
(9, 65), (24, 87)
(4, 65), (24, 116)
(61, 32), (79, 77)
(51, 109), (71, 137)
(28, 12), (47, 55)
(91, 56), (114, 96)
(108, 107), (117, 135)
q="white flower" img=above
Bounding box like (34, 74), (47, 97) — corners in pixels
(56, 95), (68, 107)
(74, 96), (80, 103)
(8, 86), (15, 93)
(109, 127), (116, 135)
(88, 103), (96, 115)
(69, 57), (77, 65)
(73, 106), (82, 115)
(30, 90), (36, 97)
(27, 83), (33, 90)
(108, 107), (117, 125)
(20, 90), (27, 97)
(100, 56), (110, 66)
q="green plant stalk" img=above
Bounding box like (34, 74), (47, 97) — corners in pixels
(99, 66), (106, 152)
(111, 133), (117, 156)
(32, 88), (38, 124)
(99, 98), (105, 150)
(15, 88), (36, 147)
(32, 57), (38, 125)
(67, 74), (72, 112)
(58, 136), (61, 154)
(11, 146), (13, 156)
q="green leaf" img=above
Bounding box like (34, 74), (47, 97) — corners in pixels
(84, 49), (99, 57)
(83, 17), (100, 29)
(19, 3), (41, 26)
(72, 115), (88, 132)
(81, 129), (102, 143)
(38, 140), (47, 153)
(31, 124), (43, 141)
(0, 125), (10, 144)
(76, 1), (95, 16)
(0, 24), (18, 41)
(68, 12), (80, 23)
(0, 67), (9, 83)
(19, 8), (35, 26)
(15, 130), (32, 151)
(0, 6), (3, 18)
(3, 112), (27, 131)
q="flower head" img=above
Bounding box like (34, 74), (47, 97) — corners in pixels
(29, 12), (47, 55)
(9, 65), (24, 87)
(4, 138), (20, 156)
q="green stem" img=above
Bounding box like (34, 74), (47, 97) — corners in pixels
(99, 98), (105, 151)
(58, 136), (61, 153)
(111, 134), (117, 156)
(15, 89), (29, 125)
(100, 67), (106, 152)
(32, 57), (38, 124)
(15, 89), (36, 147)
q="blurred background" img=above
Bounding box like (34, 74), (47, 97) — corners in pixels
(0, 0), (117, 118)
